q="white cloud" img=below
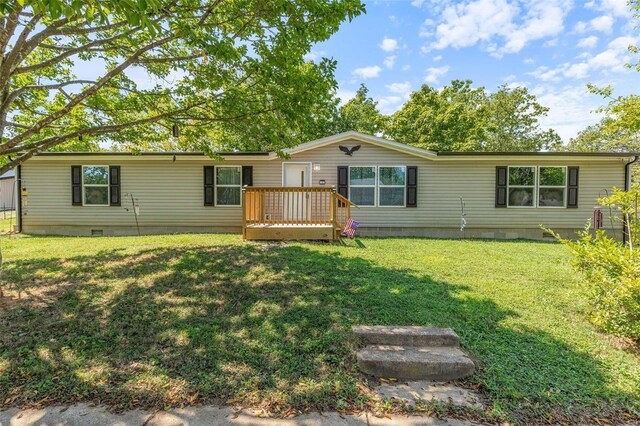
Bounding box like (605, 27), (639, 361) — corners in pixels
(401, 64), (412, 71)
(379, 38), (399, 52)
(575, 15), (614, 33)
(419, 19), (435, 38)
(377, 96), (404, 114)
(535, 84), (603, 142)
(523, 57), (535, 65)
(586, 0), (632, 18)
(529, 35), (638, 81)
(385, 81), (412, 98)
(351, 65), (382, 79)
(499, 0), (571, 55)
(607, 34), (636, 50)
(433, 55), (443, 62)
(383, 55), (396, 69)
(574, 21), (588, 32)
(424, 0), (572, 56)
(303, 50), (325, 62)
(429, 0), (519, 50)
(590, 15), (614, 32)
(336, 89), (356, 105)
(411, 0), (426, 7)
(424, 65), (450, 83)
(577, 35), (599, 49)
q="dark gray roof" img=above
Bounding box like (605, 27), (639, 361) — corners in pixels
(0, 170), (15, 180)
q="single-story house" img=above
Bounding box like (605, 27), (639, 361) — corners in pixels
(0, 170), (16, 211)
(15, 131), (639, 240)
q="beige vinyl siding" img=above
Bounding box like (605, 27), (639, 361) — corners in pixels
(287, 139), (626, 230)
(424, 160), (624, 229)
(20, 137), (627, 235)
(22, 158), (281, 228)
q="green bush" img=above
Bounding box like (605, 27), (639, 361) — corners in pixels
(546, 185), (640, 341)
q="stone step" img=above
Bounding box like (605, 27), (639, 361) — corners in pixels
(357, 345), (475, 381)
(353, 326), (460, 347)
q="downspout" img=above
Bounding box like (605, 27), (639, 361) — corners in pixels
(16, 165), (22, 233)
(622, 155), (639, 244)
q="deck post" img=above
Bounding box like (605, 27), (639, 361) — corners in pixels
(331, 188), (338, 241)
(241, 186), (247, 240)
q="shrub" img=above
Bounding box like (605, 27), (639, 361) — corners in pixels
(545, 185), (640, 341)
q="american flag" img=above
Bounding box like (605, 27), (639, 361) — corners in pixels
(341, 218), (359, 239)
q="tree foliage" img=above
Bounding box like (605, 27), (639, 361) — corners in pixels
(333, 84), (386, 135)
(385, 80), (560, 152)
(483, 85), (561, 151)
(545, 186), (640, 341)
(385, 80), (486, 152)
(0, 0), (365, 173)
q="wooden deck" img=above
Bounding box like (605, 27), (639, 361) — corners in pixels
(242, 187), (353, 241)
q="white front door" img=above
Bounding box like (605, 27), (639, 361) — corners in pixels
(283, 163), (311, 221)
(283, 163), (310, 187)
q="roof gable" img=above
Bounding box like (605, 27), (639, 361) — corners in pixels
(280, 131), (438, 160)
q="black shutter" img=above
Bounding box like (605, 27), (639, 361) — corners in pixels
(406, 166), (418, 207)
(567, 166), (579, 208)
(109, 166), (121, 206)
(71, 165), (82, 206)
(337, 166), (348, 198)
(242, 166), (253, 187)
(204, 166), (215, 206)
(495, 166), (508, 208)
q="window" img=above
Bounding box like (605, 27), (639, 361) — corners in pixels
(349, 166), (376, 206)
(538, 166), (567, 207)
(215, 166), (241, 206)
(378, 166), (406, 206)
(82, 166), (109, 206)
(507, 166), (536, 207)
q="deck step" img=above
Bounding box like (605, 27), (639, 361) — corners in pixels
(357, 345), (475, 381)
(353, 326), (460, 347)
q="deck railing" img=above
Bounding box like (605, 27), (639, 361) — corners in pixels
(242, 187), (354, 240)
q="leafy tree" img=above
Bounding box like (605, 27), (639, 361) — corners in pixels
(545, 185), (640, 340)
(0, 0), (365, 173)
(567, 118), (640, 153)
(386, 80), (559, 152)
(483, 85), (561, 151)
(334, 84), (387, 135)
(386, 80), (487, 152)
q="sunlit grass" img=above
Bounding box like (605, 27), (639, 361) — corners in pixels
(0, 233), (638, 423)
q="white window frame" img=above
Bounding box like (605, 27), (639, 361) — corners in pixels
(82, 165), (110, 207)
(349, 166), (377, 207)
(378, 165), (406, 208)
(537, 166), (567, 208)
(507, 166), (537, 208)
(215, 165), (242, 207)
(348, 166), (408, 207)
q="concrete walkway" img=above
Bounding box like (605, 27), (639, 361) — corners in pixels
(0, 404), (474, 426)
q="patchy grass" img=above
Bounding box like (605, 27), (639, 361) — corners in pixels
(0, 234), (639, 424)
(0, 210), (16, 233)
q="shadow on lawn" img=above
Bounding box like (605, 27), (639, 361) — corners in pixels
(0, 242), (636, 422)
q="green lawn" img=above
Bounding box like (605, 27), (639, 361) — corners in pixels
(0, 234), (638, 423)
(0, 210), (16, 233)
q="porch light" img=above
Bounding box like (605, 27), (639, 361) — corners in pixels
(313, 164), (321, 171)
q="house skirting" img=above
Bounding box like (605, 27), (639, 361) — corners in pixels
(21, 224), (600, 240)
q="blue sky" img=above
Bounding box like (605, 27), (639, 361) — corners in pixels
(308, 0), (640, 142)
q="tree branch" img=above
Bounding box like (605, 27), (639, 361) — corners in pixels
(13, 26), (142, 75)
(3, 34), (177, 151)
(0, 101), (207, 174)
